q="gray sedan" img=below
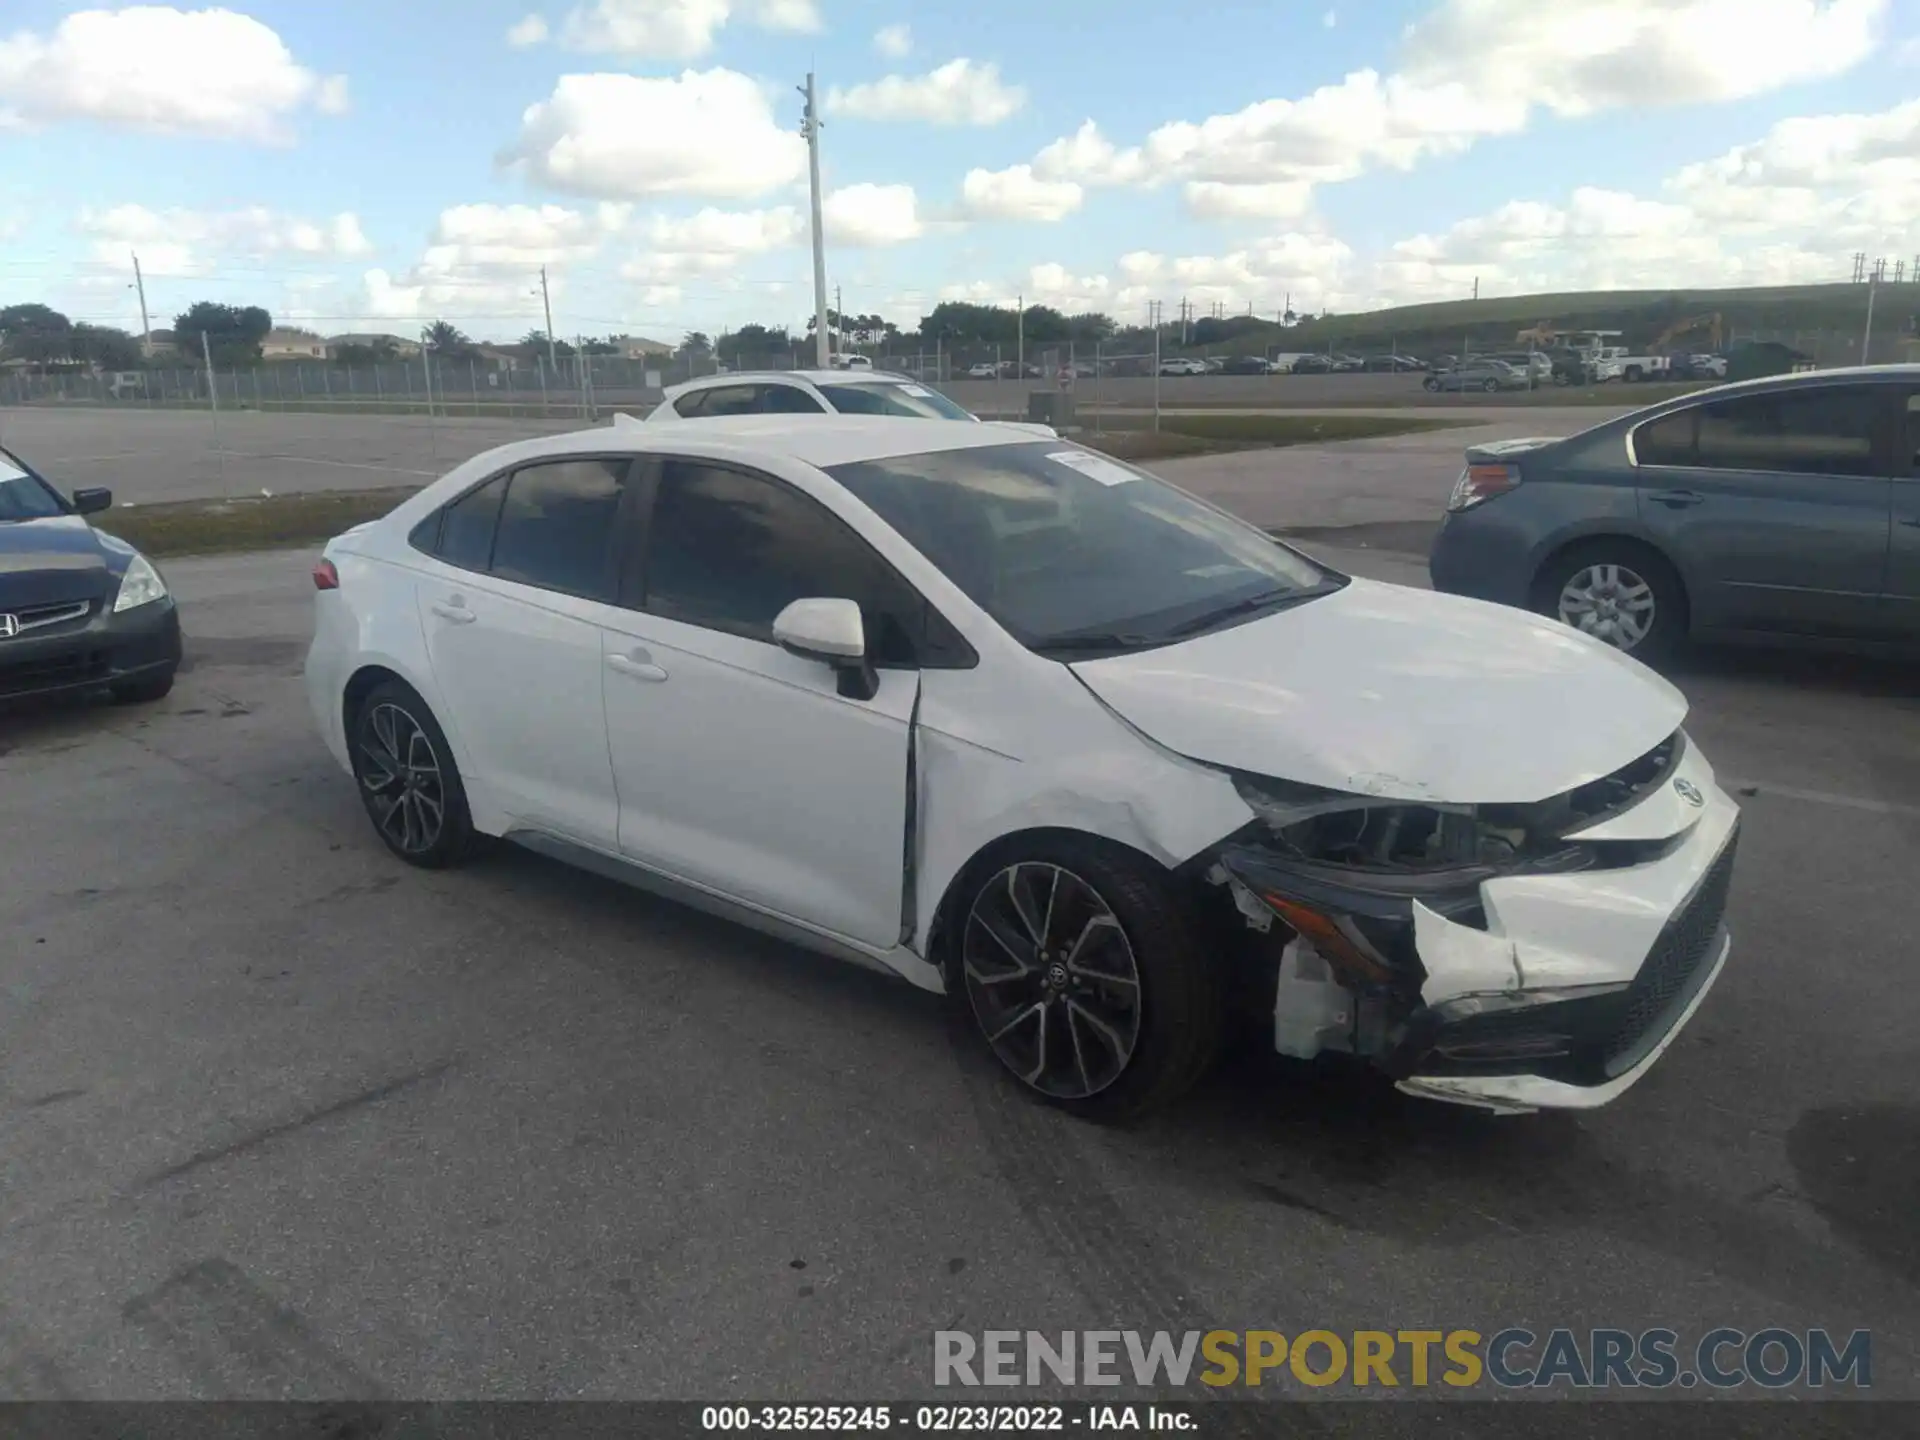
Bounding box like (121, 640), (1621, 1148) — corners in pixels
(1428, 365), (1920, 660)
(1423, 359), (1533, 393)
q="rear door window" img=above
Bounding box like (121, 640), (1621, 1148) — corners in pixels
(1691, 386), (1882, 477)
(489, 458), (631, 601)
(761, 384), (827, 413)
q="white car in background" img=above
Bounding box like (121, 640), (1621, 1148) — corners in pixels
(1157, 357), (1210, 376)
(305, 416), (1738, 1119)
(646, 370), (1057, 436)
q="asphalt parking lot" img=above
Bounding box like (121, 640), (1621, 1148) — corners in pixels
(2, 533), (1915, 1410)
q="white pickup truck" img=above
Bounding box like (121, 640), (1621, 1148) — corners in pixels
(1595, 347), (1671, 383)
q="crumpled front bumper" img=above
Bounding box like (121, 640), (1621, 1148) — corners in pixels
(1222, 736), (1740, 1113)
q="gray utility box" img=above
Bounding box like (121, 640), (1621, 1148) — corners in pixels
(1027, 390), (1076, 428)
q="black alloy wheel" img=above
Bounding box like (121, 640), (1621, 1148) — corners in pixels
(350, 680), (479, 867)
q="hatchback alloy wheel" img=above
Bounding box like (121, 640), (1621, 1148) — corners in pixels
(962, 862), (1145, 1101)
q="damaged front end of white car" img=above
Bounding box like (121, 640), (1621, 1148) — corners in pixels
(1198, 731), (1739, 1114)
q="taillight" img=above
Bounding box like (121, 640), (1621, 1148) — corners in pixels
(1447, 463), (1521, 512)
(313, 559), (340, 590)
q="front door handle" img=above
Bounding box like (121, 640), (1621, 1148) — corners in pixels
(1647, 489), (1704, 508)
(430, 600), (476, 624)
(607, 651), (668, 683)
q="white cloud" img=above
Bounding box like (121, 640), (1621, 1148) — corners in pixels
(823, 184), (923, 246)
(357, 203), (633, 328)
(1032, 121), (1148, 186)
(517, 0), (815, 58)
(76, 204), (374, 276)
(0, 6), (349, 141)
(1109, 234), (1358, 313)
(622, 205), (806, 283)
(1023, 0), (1885, 219)
(826, 59), (1025, 126)
(1368, 98), (1919, 304)
(874, 23), (912, 58)
(507, 14), (551, 46)
(957, 165), (1084, 222)
(1399, 0), (1885, 117)
(751, 0), (822, 32)
(1323, 9), (1337, 27)
(1184, 181), (1315, 220)
(1025, 263), (1114, 314)
(500, 70), (808, 200)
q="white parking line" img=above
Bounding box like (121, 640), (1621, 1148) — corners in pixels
(1724, 778), (1920, 821)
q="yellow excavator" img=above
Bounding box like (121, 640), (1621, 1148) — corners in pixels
(1652, 312), (1723, 353)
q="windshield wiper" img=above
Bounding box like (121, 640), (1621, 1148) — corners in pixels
(1156, 580), (1346, 640)
(1032, 632), (1165, 656)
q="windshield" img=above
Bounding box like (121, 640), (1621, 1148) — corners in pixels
(818, 381), (976, 422)
(0, 451), (65, 522)
(829, 442), (1334, 653)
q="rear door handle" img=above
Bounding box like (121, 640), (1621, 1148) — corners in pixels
(607, 651), (668, 683)
(1648, 489), (1704, 508)
(430, 600), (476, 624)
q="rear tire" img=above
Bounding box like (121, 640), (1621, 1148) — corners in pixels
(1423, 377), (1440, 392)
(1481, 378), (1499, 392)
(348, 679), (480, 869)
(948, 836), (1224, 1123)
(1533, 540), (1687, 664)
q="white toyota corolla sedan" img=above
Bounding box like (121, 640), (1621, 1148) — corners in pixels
(305, 416), (1739, 1119)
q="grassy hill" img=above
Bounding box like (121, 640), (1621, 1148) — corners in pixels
(1190, 282), (1912, 358)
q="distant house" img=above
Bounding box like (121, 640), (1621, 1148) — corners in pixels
(607, 333), (673, 360)
(262, 328), (331, 361)
(471, 343), (522, 371)
(326, 332), (423, 359)
(145, 328), (178, 358)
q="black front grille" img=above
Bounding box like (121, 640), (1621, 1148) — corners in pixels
(16, 599), (94, 626)
(0, 648), (109, 698)
(1603, 830), (1738, 1071)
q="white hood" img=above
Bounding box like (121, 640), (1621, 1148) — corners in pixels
(1069, 578), (1687, 806)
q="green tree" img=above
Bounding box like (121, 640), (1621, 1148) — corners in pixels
(680, 330), (713, 357)
(72, 324), (144, 370)
(173, 301), (272, 367)
(722, 323), (792, 361)
(0, 303), (75, 363)
(422, 320), (477, 360)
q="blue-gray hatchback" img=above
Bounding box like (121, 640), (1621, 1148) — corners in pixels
(1428, 365), (1920, 660)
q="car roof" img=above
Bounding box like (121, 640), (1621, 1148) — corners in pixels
(663, 369), (914, 398)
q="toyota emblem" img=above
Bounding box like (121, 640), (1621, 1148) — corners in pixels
(0, 613), (19, 640)
(1672, 777), (1705, 808)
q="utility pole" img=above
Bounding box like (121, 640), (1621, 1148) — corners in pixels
(1150, 301), (1163, 432)
(130, 252), (152, 357)
(799, 73), (832, 369)
(1862, 269), (1880, 362)
(1015, 293), (1024, 377)
(1472, 276), (1480, 301)
(537, 266), (559, 377)
(835, 284), (843, 362)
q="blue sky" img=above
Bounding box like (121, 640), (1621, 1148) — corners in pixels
(2, 0), (1917, 342)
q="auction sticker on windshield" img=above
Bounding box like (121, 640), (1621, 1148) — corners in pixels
(1047, 451), (1139, 487)
(894, 383), (934, 397)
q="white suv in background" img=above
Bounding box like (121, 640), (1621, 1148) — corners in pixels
(646, 371), (1057, 435)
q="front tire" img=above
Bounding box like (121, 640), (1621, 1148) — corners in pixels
(348, 679), (479, 868)
(1533, 541), (1686, 663)
(952, 837), (1223, 1122)
(1423, 377), (1440, 392)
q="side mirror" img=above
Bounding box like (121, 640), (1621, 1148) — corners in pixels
(71, 487), (113, 515)
(773, 597), (878, 701)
